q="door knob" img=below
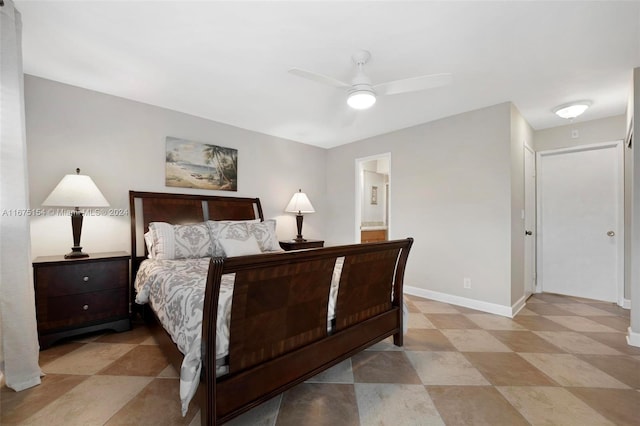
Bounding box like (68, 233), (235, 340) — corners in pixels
(607, 231), (615, 237)
(525, 230), (533, 236)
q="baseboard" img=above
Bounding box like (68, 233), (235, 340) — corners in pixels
(404, 286), (521, 318)
(626, 327), (640, 348)
(622, 298), (631, 309)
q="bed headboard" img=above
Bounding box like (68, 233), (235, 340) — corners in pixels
(129, 190), (264, 271)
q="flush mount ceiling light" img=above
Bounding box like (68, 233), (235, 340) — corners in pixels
(553, 101), (592, 119)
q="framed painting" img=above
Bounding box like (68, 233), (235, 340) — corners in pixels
(371, 186), (378, 205)
(165, 137), (238, 191)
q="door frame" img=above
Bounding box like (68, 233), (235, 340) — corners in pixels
(524, 142), (536, 297)
(536, 140), (624, 305)
(355, 153), (391, 243)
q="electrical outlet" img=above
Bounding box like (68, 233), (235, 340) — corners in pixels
(463, 278), (471, 289)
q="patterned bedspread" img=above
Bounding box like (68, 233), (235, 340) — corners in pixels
(134, 257), (344, 415)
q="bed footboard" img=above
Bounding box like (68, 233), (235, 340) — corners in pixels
(200, 238), (413, 425)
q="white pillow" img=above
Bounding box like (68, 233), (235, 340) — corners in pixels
(247, 219), (282, 252)
(207, 221), (251, 257)
(149, 222), (214, 260)
(144, 231), (155, 258)
(219, 235), (262, 257)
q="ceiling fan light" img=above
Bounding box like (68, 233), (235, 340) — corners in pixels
(553, 101), (591, 119)
(347, 90), (376, 110)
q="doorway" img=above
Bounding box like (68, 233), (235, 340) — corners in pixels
(537, 141), (624, 304)
(355, 153), (391, 243)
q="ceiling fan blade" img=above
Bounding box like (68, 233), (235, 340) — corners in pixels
(288, 68), (350, 89)
(374, 73), (453, 96)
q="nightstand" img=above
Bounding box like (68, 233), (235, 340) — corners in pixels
(33, 251), (131, 349)
(279, 239), (324, 251)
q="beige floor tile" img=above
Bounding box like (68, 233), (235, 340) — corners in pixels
(525, 303), (575, 316)
(512, 315), (572, 331)
(351, 351), (421, 384)
(226, 394), (281, 426)
(568, 388), (640, 426)
(533, 293), (577, 304)
(276, 383), (359, 426)
(98, 345), (170, 377)
(519, 353), (629, 388)
(585, 315), (632, 332)
(140, 335), (160, 345)
(465, 313), (527, 330)
(20, 375), (152, 425)
(546, 316), (619, 332)
(42, 342), (138, 375)
(157, 363), (180, 378)
(37, 342), (85, 367)
(403, 329), (457, 351)
(306, 358), (353, 384)
(95, 325), (154, 344)
(355, 383), (444, 426)
(576, 354), (640, 389)
(428, 386), (529, 425)
(412, 300), (460, 314)
(440, 329), (512, 352)
(405, 351), (489, 386)
(497, 386), (615, 426)
(105, 378), (198, 425)
(583, 332), (640, 355)
(516, 307), (539, 316)
(534, 331), (622, 354)
(1, 374), (88, 424)
(426, 314), (480, 329)
(553, 303), (617, 316)
(407, 312), (436, 329)
(489, 330), (566, 353)
(463, 352), (557, 386)
(364, 336), (403, 351)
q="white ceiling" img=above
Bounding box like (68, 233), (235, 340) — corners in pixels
(14, 1), (640, 148)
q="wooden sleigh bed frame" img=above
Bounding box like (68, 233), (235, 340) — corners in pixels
(129, 191), (413, 425)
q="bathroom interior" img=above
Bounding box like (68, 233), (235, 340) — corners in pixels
(359, 157), (389, 243)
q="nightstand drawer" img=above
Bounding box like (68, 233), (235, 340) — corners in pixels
(35, 259), (128, 297)
(36, 288), (128, 332)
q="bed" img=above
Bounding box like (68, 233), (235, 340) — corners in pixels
(129, 190), (413, 425)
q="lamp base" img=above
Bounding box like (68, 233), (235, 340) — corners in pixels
(293, 237), (307, 242)
(65, 247), (89, 259)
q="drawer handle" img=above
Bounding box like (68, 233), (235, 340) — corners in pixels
(82, 304), (89, 311)
(83, 276), (89, 282)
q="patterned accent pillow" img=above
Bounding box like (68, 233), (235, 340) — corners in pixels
(219, 235), (262, 257)
(247, 219), (282, 252)
(207, 221), (251, 257)
(149, 222), (213, 260)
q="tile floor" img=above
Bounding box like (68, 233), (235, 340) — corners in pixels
(2, 293), (639, 425)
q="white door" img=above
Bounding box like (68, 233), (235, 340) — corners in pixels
(524, 145), (536, 297)
(537, 141), (623, 304)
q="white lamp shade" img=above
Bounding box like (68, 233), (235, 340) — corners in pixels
(285, 190), (315, 214)
(43, 173), (109, 208)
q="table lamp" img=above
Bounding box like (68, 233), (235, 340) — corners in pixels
(42, 168), (109, 258)
(284, 189), (315, 242)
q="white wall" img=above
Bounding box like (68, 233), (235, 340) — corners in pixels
(361, 170), (386, 224)
(25, 76), (327, 257)
(326, 103), (515, 308)
(534, 115), (626, 151)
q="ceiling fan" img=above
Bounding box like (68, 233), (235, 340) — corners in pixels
(289, 50), (453, 110)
